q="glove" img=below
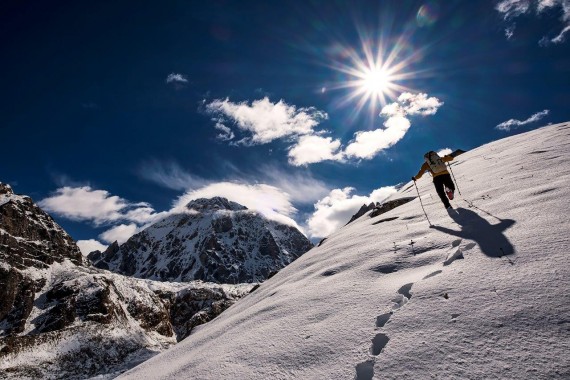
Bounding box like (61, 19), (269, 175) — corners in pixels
(411, 176), (416, 181)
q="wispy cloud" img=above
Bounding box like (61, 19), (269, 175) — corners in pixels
(166, 73), (188, 84)
(205, 97), (328, 145)
(496, 0), (570, 45)
(496, 109), (550, 131)
(258, 165), (330, 204)
(138, 160), (208, 191)
(138, 158), (330, 205)
(307, 186), (397, 238)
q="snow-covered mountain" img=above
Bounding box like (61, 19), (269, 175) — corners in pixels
(0, 185), (254, 379)
(119, 122), (570, 380)
(89, 197), (313, 283)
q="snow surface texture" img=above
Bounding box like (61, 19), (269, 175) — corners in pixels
(120, 122), (570, 379)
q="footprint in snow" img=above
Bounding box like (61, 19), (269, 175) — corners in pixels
(370, 333), (390, 355)
(376, 312), (392, 328)
(354, 360), (374, 380)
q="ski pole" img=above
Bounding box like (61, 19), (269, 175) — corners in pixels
(413, 180), (431, 226)
(447, 162), (462, 195)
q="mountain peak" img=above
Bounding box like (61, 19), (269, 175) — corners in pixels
(185, 197), (248, 212)
(0, 182), (14, 195)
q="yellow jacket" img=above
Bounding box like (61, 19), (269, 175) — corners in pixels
(414, 155), (454, 180)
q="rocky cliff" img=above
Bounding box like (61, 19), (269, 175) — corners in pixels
(0, 184), (254, 379)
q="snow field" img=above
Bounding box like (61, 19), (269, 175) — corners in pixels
(118, 122), (569, 379)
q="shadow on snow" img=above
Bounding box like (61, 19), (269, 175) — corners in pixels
(431, 207), (516, 258)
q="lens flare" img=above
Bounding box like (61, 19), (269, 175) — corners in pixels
(326, 34), (424, 124)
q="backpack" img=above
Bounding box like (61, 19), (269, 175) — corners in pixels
(424, 151), (447, 174)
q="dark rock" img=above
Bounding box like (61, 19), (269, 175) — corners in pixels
(346, 202), (377, 225)
(369, 197), (415, 218)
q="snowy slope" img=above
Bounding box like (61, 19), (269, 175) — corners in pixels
(90, 197), (313, 283)
(120, 122), (570, 380)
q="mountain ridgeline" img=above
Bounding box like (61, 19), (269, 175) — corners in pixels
(0, 185), (254, 379)
(89, 197), (313, 283)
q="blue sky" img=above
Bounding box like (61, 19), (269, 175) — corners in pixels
(2, 0), (569, 252)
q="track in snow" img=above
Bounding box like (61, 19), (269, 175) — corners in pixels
(354, 237), (478, 380)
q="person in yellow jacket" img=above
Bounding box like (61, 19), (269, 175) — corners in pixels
(412, 151), (455, 209)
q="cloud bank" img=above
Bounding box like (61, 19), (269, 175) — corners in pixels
(496, 109), (550, 131)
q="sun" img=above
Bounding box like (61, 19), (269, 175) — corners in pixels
(359, 66), (393, 97)
(326, 34), (423, 121)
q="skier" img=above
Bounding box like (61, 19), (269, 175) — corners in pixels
(412, 151), (456, 209)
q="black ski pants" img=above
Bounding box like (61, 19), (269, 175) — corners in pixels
(433, 173), (455, 208)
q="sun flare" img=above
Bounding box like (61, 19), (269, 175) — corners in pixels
(327, 34), (423, 121)
(359, 67), (393, 96)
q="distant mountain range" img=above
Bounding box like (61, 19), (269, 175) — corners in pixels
(89, 196), (313, 284)
(0, 184), (256, 379)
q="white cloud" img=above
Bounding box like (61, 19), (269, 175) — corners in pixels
(396, 92), (444, 116)
(173, 182), (302, 230)
(39, 186), (164, 225)
(138, 160), (208, 191)
(496, 109), (550, 131)
(39, 187), (129, 225)
(344, 116), (411, 159)
(77, 239), (107, 255)
(437, 148), (453, 156)
(166, 73), (188, 84)
(203, 92), (442, 165)
(99, 223), (139, 244)
(342, 92), (442, 160)
(288, 135), (344, 166)
(205, 97), (328, 144)
(496, 0), (570, 44)
(307, 186), (397, 238)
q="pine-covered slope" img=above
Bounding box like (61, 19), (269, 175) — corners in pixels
(89, 197), (313, 283)
(119, 122), (570, 380)
(0, 186), (254, 379)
